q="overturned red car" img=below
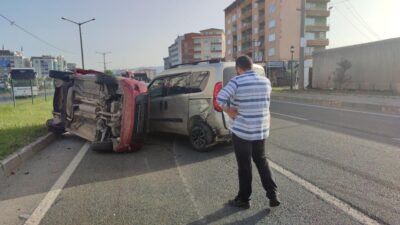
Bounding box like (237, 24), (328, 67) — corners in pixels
(46, 69), (149, 152)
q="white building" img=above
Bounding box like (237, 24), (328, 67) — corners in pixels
(67, 63), (77, 71)
(56, 56), (67, 71)
(31, 55), (67, 77)
(167, 36), (184, 68)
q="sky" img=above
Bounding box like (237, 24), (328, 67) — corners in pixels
(1, 0), (400, 71)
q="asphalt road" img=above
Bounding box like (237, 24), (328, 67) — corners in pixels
(1, 100), (399, 225)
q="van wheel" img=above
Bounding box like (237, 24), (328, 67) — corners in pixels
(189, 123), (214, 152)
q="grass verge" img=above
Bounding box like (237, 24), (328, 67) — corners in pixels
(0, 96), (53, 160)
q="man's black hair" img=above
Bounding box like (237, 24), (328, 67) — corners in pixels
(235, 55), (253, 71)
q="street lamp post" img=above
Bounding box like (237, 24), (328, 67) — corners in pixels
(252, 40), (261, 62)
(61, 17), (95, 69)
(290, 45), (295, 91)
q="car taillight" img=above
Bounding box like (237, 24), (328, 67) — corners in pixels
(213, 82), (223, 112)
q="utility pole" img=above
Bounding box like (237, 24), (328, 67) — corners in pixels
(290, 45), (295, 91)
(299, 0), (306, 90)
(61, 17), (95, 69)
(96, 51), (111, 72)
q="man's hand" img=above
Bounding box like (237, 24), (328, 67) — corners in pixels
(224, 107), (238, 120)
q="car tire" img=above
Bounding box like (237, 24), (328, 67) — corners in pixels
(46, 119), (65, 135)
(90, 141), (113, 152)
(189, 122), (214, 152)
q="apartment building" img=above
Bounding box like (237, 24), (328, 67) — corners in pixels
(31, 55), (67, 77)
(225, 0), (330, 63)
(0, 50), (24, 77)
(164, 28), (226, 69)
(164, 36), (184, 69)
(193, 29), (226, 61)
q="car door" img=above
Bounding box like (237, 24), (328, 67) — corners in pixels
(148, 77), (169, 133)
(162, 73), (190, 135)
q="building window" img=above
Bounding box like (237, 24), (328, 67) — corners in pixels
(306, 2), (317, 9)
(268, 3), (276, 14)
(232, 14), (237, 21)
(254, 27), (259, 34)
(268, 19), (276, 28)
(305, 32), (315, 40)
(227, 39), (232, 45)
(254, 14), (258, 22)
(305, 47), (314, 55)
(268, 33), (276, 42)
(268, 48), (275, 56)
(305, 18), (316, 26)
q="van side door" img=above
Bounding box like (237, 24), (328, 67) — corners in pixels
(162, 73), (191, 135)
(148, 77), (168, 133)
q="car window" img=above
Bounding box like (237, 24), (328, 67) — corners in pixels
(165, 73), (190, 96)
(188, 71), (210, 93)
(148, 78), (165, 98)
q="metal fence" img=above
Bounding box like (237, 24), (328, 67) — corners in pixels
(0, 78), (55, 105)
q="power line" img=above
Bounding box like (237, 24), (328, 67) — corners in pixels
(335, 7), (375, 41)
(0, 14), (77, 55)
(344, 1), (381, 40)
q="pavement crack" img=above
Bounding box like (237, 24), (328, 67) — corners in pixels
(171, 136), (204, 221)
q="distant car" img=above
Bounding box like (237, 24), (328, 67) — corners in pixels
(46, 69), (149, 152)
(147, 59), (266, 151)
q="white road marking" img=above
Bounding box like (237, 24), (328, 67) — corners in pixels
(269, 160), (382, 225)
(271, 112), (309, 121)
(144, 157), (151, 171)
(172, 137), (203, 220)
(24, 143), (90, 225)
(273, 100), (400, 119)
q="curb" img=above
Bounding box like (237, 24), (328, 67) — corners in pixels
(0, 133), (57, 178)
(272, 94), (400, 115)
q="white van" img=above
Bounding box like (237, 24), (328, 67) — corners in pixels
(148, 60), (266, 151)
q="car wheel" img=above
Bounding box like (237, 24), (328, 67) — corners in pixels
(90, 141), (113, 152)
(46, 119), (65, 135)
(189, 122), (214, 152)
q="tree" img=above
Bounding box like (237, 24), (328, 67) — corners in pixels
(105, 70), (114, 76)
(333, 59), (352, 90)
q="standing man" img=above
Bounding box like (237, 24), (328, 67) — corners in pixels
(216, 55), (280, 209)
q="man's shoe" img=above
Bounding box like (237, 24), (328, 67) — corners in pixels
(228, 197), (250, 209)
(269, 196), (281, 207)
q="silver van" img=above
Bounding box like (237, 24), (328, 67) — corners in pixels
(148, 60), (266, 151)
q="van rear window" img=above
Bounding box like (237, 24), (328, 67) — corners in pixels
(188, 71), (210, 93)
(223, 66), (266, 86)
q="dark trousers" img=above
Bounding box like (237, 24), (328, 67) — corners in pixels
(232, 133), (277, 202)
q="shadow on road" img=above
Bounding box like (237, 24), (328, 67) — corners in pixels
(222, 209), (270, 225)
(188, 204), (270, 225)
(63, 133), (234, 189)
